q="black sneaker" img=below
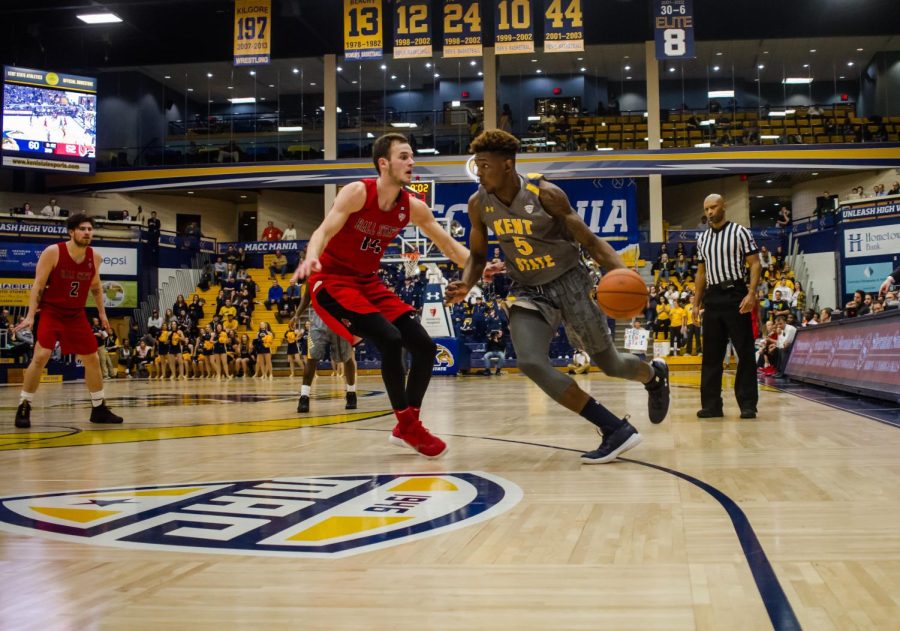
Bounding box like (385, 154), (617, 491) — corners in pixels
(297, 395), (310, 413)
(740, 409), (757, 419)
(15, 401), (31, 429)
(345, 391), (357, 410)
(90, 402), (123, 424)
(581, 417), (642, 464)
(696, 408), (724, 419)
(645, 359), (670, 424)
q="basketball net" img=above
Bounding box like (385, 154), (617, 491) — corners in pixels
(401, 251), (420, 277)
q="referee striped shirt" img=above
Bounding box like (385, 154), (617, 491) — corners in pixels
(696, 221), (758, 286)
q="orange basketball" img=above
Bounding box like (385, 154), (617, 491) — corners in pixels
(596, 269), (648, 319)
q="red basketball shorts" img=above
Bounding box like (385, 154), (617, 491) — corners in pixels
(308, 272), (414, 344)
(36, 307), (97, 356)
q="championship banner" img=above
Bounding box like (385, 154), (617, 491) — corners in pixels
(542, 0), (583, 53)
(442, 0), (482, 58)
(233, 0), (271, 66)
(654, 0), (695, 60)
(344, 0), (384, 60)
(494, 0), (534, 55)
(393, 0), (433, 59)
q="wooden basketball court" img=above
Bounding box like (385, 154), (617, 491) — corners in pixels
(1, 371), (898, 630)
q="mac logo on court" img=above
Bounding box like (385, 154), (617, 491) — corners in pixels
(0, 473), (522, 558)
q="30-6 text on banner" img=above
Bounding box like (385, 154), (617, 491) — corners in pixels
(654, 0), (695, 60)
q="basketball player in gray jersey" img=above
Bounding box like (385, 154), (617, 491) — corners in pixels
(446, 130), (670, 463)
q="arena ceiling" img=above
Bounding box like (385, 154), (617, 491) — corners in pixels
(1, 0), (898, 74)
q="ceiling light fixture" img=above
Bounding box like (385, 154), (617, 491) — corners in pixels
(76, 12), (122, 24)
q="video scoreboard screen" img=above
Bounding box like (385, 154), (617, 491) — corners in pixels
(2, 66), (97, 174)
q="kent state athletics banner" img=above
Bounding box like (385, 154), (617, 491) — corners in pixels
(654, 0), (695, 60)
(344, 0), (384, 60)
(233, 0), (271, 66)
(840, 198), (900, 299)
(543, 0), (584, 53)
(494, 0), (534, 55)
(429, 178), (639, 246)
(393, 0), (433, 59)
(442, 0), (482, 58)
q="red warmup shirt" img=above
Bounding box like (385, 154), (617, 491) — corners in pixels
(319, 179), (412, 276)
(40, 242), (96, 311)
(261, 226), (283, 241)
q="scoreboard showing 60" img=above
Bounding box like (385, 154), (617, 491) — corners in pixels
(654, 0), (695, 60)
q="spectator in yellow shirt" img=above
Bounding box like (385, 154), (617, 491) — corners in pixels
(669, 300), (687, 354)
(655, 302), (671, 341)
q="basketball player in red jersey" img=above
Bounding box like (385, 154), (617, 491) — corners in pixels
(293, 133), (470, 458)
(13, 213), (123, 428)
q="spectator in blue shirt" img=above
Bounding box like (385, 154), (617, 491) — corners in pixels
(264, 280), (284, 311)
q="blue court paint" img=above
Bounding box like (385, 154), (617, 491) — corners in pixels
(346, 425), (804, 631)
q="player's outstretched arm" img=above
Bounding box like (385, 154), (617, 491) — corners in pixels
(446, 193), (488, 304)
(292, 182), (367, 281)
(539, 181), (626, 272)
(15, 245), (59, 332)
(90, 250), (110, 330)
(409, 196), (469, 267)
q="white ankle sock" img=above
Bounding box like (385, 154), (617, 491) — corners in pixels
(346, 384), (356, 393)
(19, 391), (34, 405)
(90, 390), (105, 408)
(300, 385), (311, 397)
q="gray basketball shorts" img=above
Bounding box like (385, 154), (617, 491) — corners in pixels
(505, 264), (613, 354)
(309, 320), (353, 362)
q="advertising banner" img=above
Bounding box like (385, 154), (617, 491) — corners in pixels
(96, 246), (138, 277)
(0, 278), (137, 308)
(786, 312), (900, 402)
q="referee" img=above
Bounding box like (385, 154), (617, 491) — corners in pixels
(692, 194), (762, 419)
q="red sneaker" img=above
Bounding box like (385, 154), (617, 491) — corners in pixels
(389, 420), (448, 459)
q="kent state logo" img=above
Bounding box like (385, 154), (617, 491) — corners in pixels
(435, 344), (454, 367)
(0, 473), (521, 558)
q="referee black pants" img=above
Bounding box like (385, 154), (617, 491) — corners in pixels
(700, 286), (758, 413)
